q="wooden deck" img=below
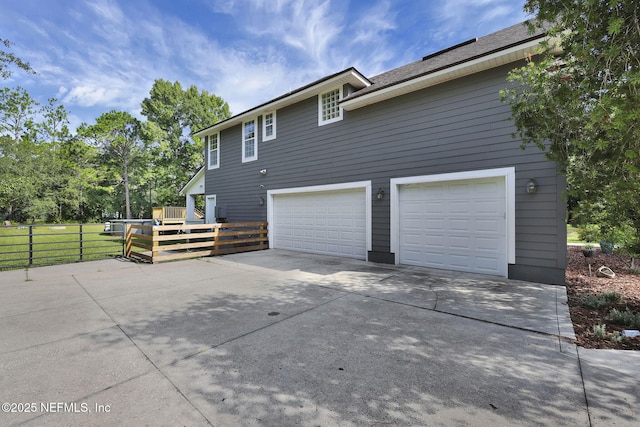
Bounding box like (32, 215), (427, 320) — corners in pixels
(125, 222), (268, 263)
(152, 206), (187, 225)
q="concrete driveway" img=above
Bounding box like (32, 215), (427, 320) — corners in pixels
(1, 250), (638, 426)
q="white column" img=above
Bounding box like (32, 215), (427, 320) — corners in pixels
(186, 194), (195, 220)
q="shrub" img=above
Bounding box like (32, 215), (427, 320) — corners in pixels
(578, 224), (600, 242)
(592, 323), (607, 338)
(606, 308), (640, 329)
(579, 291), (624, 309)
(592, 324), (627, 343)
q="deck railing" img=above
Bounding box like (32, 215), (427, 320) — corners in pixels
(152, 206), (187, 224)
(193, 207), (205, 219)
(125, 221), (268, 263)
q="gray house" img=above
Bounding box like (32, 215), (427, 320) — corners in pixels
(193, 22), (566, 285)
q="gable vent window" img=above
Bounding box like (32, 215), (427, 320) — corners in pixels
(319, 87), (343, 126)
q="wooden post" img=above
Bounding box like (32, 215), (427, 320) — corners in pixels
(152, 225), (160, 263)
(212, 224), (219, 255)
(260, 222), (267, 249)
(125, 223), (132, 257)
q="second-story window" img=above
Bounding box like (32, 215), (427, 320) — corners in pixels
(207, 133), (219, 169)
(319, 87), (343, 126)
(263, 112), (276, 141)
(242, 119), (257, 162)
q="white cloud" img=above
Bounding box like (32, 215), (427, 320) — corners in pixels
(209, 0), (346, 70)
(347, 0), (398, 75)
(431, 0), (529, 41)
(0, 0), (533, 129)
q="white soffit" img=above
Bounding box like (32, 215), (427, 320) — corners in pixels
(341, 39), (544, 111)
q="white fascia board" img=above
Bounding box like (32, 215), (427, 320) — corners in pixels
(179, 167), (205, 196)
(193, 69), (371, 137)
(341, 39), (545, 111)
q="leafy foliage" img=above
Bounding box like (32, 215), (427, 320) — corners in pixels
(0, 88), (71, 222)
(501, 1), (640, 263)
(579, 291), (624, 309)
(141, 80), (231, 206)
(606, 307), (640, 329)
(77, 111), (147, 220)
(0, 77), (229, 223)
(0, 38), (36, 79)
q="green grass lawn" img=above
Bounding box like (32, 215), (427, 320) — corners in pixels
(0, 222), (590, 270)
(0, 224), (124, 270)
(567, 224), (585, 244)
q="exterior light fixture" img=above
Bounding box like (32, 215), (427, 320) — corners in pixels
(376, 188), (385, 200)
(527, 178), (537, 194)
(259, 197), (265, 206)
(260, 169), (267, 176)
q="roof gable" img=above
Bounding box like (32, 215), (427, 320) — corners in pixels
(179, 166), (205, 196)
(193, 68), (370, 136)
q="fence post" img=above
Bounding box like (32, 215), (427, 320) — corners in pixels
(28, 225), (33, 266)
(125, 223), (131, 258)
(212, 224), (219, 255)
(79, 224), (84, 261)
(152, 225), (159, 262)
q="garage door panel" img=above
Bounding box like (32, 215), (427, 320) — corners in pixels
(449, 255), (472, 268)
(449, 219), (470, 232)
(476, 181), (501, 194)
(476, 219), (500, 233)
(449, 236), (471, 249)
(476, 237), (500, 251)
(273, 189), (366, 260)
(449, 201), (469, 213)
(404, 234), (426, 246)
(399, 176), (507, 276)
(425, 219), (445, 230)
(475, 199), (501, 213)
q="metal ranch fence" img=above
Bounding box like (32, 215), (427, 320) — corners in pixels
(0, 223), (124, 271)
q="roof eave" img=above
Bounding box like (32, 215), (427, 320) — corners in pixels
(193, 68), (371, 137)
(179, 166), (205, 196)
(341, 37), (548, 112)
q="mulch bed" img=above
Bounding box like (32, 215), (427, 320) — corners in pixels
(565, 246), (640, 350)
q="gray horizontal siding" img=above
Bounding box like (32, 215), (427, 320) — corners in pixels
(205, 62), (566, 284)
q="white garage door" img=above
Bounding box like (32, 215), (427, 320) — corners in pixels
(272, 189), (367, 259)
(399, 176), (507, 276)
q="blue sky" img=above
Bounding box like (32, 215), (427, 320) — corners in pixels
(1, 0), (531, 131)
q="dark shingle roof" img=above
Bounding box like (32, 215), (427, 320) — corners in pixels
(343, 21), (545, 102)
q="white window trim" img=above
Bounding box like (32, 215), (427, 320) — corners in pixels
(207, 133), (220, 170)
(318, 87), (343, 126)
(242, 119), (258, 163)
(390, 167), (516, 266)
(262, 111), (276, 141)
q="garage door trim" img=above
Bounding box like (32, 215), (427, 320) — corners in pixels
(267, 181), (372, 259)
(390, 168), (515, 267)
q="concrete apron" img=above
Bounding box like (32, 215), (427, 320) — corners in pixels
(0, 249), (637, 426)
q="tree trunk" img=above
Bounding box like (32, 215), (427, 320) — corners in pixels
(123, 158), (131, 219)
